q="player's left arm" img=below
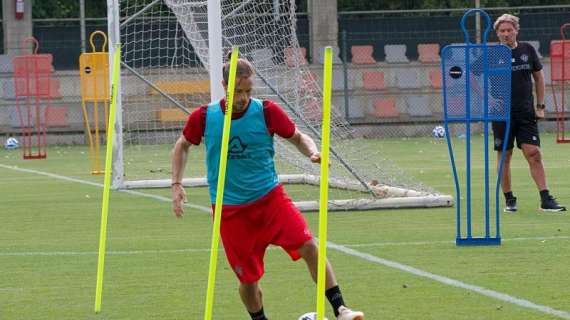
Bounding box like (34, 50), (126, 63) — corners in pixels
(287, 129), (321, 163)
(532, 69), (546, 119)
(264, 99), (321, 163)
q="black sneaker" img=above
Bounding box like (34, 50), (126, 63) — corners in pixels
(540, 196), (567, 212)
(504, 197), (517, 213)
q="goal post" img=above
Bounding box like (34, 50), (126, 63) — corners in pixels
(107, 0), (453, 211)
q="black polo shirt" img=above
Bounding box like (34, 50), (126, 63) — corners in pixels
(510, 42), (542, 117)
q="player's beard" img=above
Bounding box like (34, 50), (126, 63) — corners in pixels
(234, 102), (247, 113)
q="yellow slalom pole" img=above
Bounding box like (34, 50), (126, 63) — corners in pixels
(316, 46), (333, 320)
(94, 44), (121, 313)
(204, 47), (239, 320)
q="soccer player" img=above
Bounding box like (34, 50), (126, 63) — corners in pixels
(493, 14), (566, 212)
(171, 54), (365, 320)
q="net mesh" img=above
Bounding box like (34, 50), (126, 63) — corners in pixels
(115, 0), (451, 209)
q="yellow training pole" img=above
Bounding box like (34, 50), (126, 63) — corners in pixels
(204, 47), (239, 320)
(316, 46), (333, 320)
(94, 44), (121, 313)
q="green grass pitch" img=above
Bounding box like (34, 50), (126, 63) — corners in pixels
(0, 133), (569, 319)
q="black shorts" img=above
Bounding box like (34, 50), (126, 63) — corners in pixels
(492, 116), (540, 151)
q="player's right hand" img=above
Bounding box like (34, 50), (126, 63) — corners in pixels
(172, 184), (187, 218)
(309, 152), (321, 163)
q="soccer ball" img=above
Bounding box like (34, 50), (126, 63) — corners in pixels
(298, 312), (328, 320)
(4, 137), (19, 150)
(432, 126), (446, 139)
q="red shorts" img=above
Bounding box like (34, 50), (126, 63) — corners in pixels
(214, 184), (313, 284)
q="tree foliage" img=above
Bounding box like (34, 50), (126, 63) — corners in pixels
(297, 0), (565, 12)
(28, 0), (567, 19)
(32, 0), (107, 19)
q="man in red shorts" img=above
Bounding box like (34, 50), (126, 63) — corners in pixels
(171, 55), (365, 320)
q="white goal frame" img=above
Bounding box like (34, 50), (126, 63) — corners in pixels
(106, 0), (453, 211)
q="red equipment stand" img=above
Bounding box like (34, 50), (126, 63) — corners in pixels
(13, 37), (55, 159)
(551, 23), (570, 143)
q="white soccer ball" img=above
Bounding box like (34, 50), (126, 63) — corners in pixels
(4, 137), (19, 150)
(298, 312), (328, 320)
(432, 125), (446, 139)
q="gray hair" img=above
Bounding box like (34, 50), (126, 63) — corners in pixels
(493, 14), (520, 31)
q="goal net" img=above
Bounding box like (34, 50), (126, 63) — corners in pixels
(110, 0), (452, 210)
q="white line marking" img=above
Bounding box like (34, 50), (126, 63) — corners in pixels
(2, 164), (569, 318)
(0, 164), (211, 213)
(1, 248), (213, 257)
(344, 235), (570, 248)
(2, 235), (568, 257)
(328, 241), (570, 319)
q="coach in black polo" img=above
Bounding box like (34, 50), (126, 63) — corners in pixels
(492, 13), (566, 213)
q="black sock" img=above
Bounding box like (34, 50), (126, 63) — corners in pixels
(325, 285), (345, 317)
(249, 307), (267, 320)
(540, 189), (550, 201)
(504, 191), (514, 200)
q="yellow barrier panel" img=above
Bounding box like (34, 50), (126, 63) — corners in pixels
(316, 46), (333, 320)
(79, 31), (109, 175)
(204, 47), (239, 320)
(94, 44), (121, 314)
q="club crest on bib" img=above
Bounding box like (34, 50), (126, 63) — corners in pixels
(228, 136), (249, 159)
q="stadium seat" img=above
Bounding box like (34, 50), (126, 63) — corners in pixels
(45, 106), (69, 127)
(525, 40), (543, 59)
(315, 46), (343, 64)
(156, 108), (191, 122)
(1, 80), (26, 100)
(251, 48), (275, 70)
(446, 96), (466, 117)
(370, 97), (399, 118)
(396, 69), (420, 89)
(50, 79), (62, 98)
(252, 49), (278, 91)
(351, 45), (376, 64)
(10, 106), (44, 128)
(418, 43), (440, 63)
(1, 80), (14, 99)
(332, 69), (354, 91)
(442, 43), (465, 61)
(300, 71), (320, 94)
(0, 54), (15, 73)
(302, 99), (322, 120)
(149, 80), (210, 95)
(544, 89), (558, 113)
(428, 69), (442, 89)
(5, 77), (60, 99)
(384, 44), (409, 63)
(362, 71), (385, 91)
(284, 47), (308, 67)
(406, 95), (432, 117)
(9, 107), (21, 127)
(543, 63), (552, 85)
(337, 96), (367, 119)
